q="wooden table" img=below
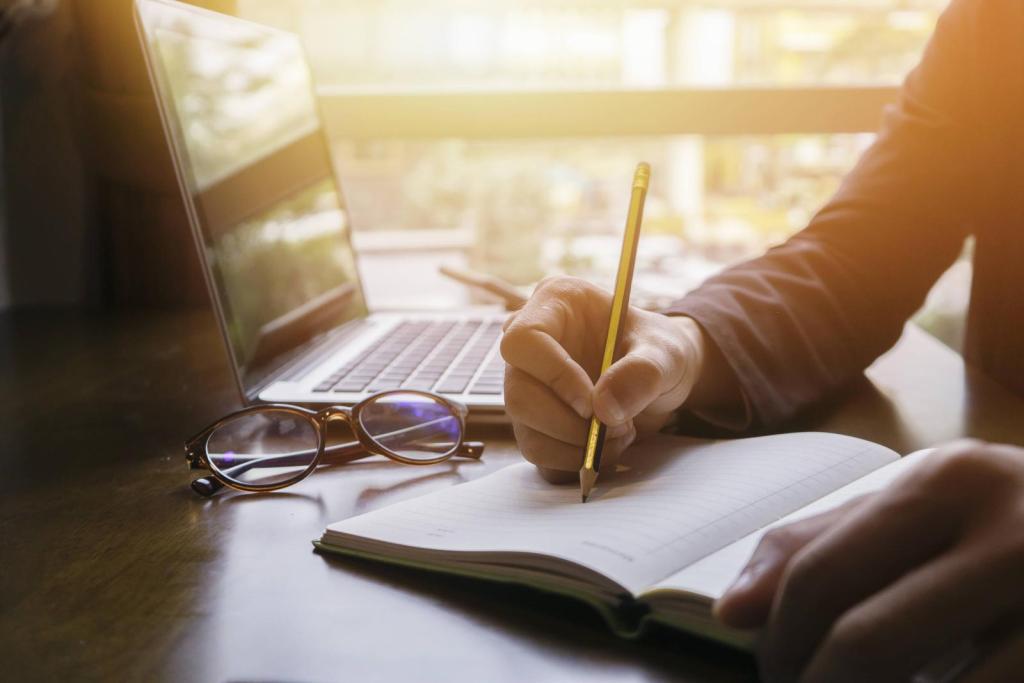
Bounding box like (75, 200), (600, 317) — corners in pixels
(2, 309), (1022, 682)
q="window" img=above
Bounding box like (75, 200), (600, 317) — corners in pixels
(236, 0), (967, 349)
(240, 1), (945, 89)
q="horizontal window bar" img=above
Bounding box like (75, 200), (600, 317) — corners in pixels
(319, 86), (898, 139)
(307, 0), (938, 10)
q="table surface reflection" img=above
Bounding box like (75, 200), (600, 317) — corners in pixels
(2, 309), (1022, 682)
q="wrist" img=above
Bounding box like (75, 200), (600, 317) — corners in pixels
(652, 315), (708, 410)
(665, 314), (706, 386)
(668, 316), (742, 414)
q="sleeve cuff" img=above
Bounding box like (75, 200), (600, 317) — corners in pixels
(662, 302), (764, 433)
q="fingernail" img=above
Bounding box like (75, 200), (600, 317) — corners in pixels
(571, 397), (591, 419)
(597, 390), (625, 424)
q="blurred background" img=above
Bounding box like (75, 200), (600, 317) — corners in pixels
(0, 0), (969, 349)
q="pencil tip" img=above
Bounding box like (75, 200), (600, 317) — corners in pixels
(579, 468), (598, 504)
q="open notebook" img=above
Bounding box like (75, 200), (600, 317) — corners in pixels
(315, 432), (931, 649)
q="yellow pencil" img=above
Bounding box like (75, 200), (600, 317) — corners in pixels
(580, 162), (650, 503)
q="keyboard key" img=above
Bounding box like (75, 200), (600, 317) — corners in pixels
(468, 383), (503, 395)
(436, 379), (470, 394)
(402, 380), (437, 391)
(334, 378), (369, 392)
(368, 380), (403, 391)
(314, 318), (504, 394)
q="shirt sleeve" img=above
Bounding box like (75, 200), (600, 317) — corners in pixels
(663, 0), (993, 429)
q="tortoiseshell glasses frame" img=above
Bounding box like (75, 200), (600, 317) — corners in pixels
(185, 390), (484, 497)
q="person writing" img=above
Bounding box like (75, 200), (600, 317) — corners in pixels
(500, 0), (1024, 679)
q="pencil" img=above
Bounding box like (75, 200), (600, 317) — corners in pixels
(580, 162), (650, 503)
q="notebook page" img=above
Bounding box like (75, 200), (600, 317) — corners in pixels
(323, 432), (898, 596)
(648, 448), (934, 601)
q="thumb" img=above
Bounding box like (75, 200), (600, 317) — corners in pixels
(592, 342), (692, 428)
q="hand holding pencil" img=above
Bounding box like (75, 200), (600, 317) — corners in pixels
(501, 164), (715, 489)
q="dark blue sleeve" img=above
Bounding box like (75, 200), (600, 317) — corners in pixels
(665, 0), (1004, 428)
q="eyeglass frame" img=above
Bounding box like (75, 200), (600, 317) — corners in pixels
(185, 390), (484, 497)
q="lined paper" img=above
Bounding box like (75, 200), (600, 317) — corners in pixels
(325, 432), (898, 595)
(649, 448), (933, 601)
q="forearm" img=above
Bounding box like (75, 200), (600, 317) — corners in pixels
(665, 226), (963, 427)
(661, 0), (988, 428)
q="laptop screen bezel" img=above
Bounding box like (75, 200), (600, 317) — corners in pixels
(133, 0), (370, 403)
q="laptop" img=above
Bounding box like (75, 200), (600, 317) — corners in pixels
(134, 0), (506, 419)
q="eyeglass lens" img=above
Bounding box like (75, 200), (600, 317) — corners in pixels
(206, 409), (320, 489)
(358, 392), (462, 462)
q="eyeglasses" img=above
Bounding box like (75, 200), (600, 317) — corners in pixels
(185, 390), (484, 497)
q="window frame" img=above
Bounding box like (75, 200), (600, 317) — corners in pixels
(318, 86), (897, 139)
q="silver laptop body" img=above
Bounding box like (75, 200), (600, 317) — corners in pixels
(135, 0), (505, 419)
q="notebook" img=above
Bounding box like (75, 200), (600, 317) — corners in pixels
(315, 432), (932, 649)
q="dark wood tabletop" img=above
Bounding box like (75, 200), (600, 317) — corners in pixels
(2, 308), (1022, 682)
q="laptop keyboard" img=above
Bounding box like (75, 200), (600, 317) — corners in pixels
(312, 319), (504, 396)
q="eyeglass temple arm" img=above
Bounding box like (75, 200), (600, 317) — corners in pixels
(190, 441), (369, 497)
(191, 439), (484, 497)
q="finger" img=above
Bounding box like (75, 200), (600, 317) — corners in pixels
(765, 440), (1023, 680)
(504, 367), (592, 445)
(536, 466), (576, 485)
(714, 497), (869, 629)
(514, 422), (635, 475)
(534, 429), (639, 484)
(501, 310), (519, 332)
(802, 539), (1024, 683)
(501, 303), (594, 419)
(592, 338), (691, 428)
(761, 486), (960, 681)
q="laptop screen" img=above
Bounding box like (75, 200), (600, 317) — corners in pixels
(135, 0), (368, 398)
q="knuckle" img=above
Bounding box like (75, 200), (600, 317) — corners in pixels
(935, 439), (990, 468)
(920, 440), (1007, 496)
(760, 526), (802, 556)
(533, 275), (562, 291)
(536, 275), (592, 301)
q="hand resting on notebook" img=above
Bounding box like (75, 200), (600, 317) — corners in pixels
(714, 439), (1024, 683)
(500, 276), (739, 483)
